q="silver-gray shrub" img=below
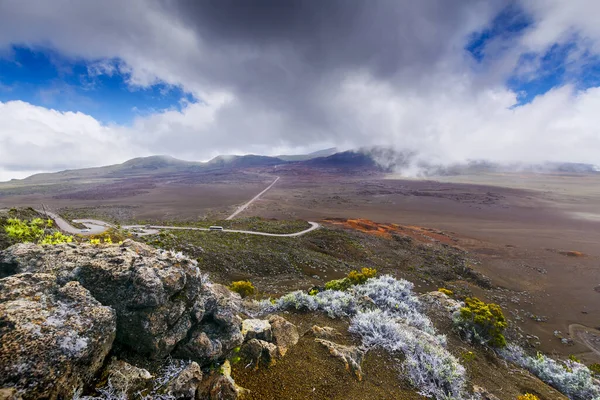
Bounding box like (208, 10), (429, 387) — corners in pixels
(353, 274), (434, 334)
(350, 310), (466, 400)
(268, 275), (469, 399)
(499, 344), (600, 400)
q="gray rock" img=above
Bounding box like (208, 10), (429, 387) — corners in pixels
(268, 315), (299, 357)
(0, 241), (242, 365)
(104, 358), (153, 397)
(315, 339), (365, 381)
(175, 284), (243, 363)
(0, 273), (116, 399)
(472, 385), (501, 400)
(241, 338), (278, 369)
(310, 325), (341, 339)
(241, 319), (272, 342)
(164, 361), (203, 399)
(201, 361), (246, 400)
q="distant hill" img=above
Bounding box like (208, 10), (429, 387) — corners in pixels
(276, 147), (338, 162)
(206, 154), (286, 169)
(300, 150), (383, 171)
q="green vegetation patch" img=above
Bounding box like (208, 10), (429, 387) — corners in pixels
(454, 297), (507, 348)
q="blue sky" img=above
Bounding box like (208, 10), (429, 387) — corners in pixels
(0, 46), (196, 125)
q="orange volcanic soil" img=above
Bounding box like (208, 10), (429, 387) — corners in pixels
(323, 218), (458, 246)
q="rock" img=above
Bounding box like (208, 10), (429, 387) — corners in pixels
(310, 325), (341, 339)
(0, 388), (20, 400)
(0, 241), (242, 365)
(0, 273), (116, 399)
(315, 339), (365, 381)
(268, 315), (299, 357)
(472, 385), (500, 400)
(174, 284), (243, 363)
(103, 359), (153, 397)
(164, 361), (203, 399)
(202, 361), (247, 400)
(241, 319), (272, 341)
(241, 339), (278, 369)
(419, 291), (462, 321)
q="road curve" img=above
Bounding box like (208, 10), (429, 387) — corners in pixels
(35, 176), (320, 237)
(123, 221), (320, 237)
(37, 209), (320, 237)
(226, 176), (280, 220)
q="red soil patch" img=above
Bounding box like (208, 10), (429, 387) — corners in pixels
(558, 250), (585, 257)
(323, 218), (458, 245)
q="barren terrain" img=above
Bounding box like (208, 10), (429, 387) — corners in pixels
(1, 168), (599, 364)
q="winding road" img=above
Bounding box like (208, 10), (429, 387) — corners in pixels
(37, 176), (320, 237)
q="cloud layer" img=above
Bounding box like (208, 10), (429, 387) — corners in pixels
(0, 0), (599, 179)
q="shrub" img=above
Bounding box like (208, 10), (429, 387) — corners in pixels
(324, 268), (377, 291)
(4, 218), (72, 245)
(438, 288), (454, 297)
(324, 278), (352, 291)
(499, 344), (600, 400)
(229, 280), (255, 298)
(350, 310), (466, 399)
(517, 394), (539, 400)
(589, 363), (600, 376)
(4, 218), (46, 243)
(347, 267), (377, 285)
(453, 297), (507, 347)
(40, 232), (73, 245)
(264, 275), (468, 399)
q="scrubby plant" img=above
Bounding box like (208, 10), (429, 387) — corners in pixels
(324, 278), (352, 291)
(261, 275), (469, 399)
(438, 288), (454, 297)
(453, 297), (507, 348)
(517, 394), (539, 400)
(4, 217), (73, 245)
(40, 231), (73, 245)
(347, 267), (377, 285)
(589, 363), (600, 376)
(4, 218), (46, 243)
(461, 351), (476, 363)
(499, 344), (600, 400)
(324, 268), (377, 291)
(229, 280), (255, 298)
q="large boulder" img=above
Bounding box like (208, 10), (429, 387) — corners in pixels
(0, 240), (243, 365)
(268, 315), (299, 357)
(0, 273), (116, 399)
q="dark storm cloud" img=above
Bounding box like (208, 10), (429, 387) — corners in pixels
(152, 0), (505, 150)
(170, 0), (494, 79)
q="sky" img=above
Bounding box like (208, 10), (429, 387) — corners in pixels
(1, 0), (600, 180)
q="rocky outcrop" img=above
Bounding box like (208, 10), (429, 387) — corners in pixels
(163, 361), (204, 398)
(200, 360), (247, 400)
(0, 240), (243, 364)
(268, 315), (299, 357)
(315, 339), (365, 381)
(103, 359), (153, 397)
(241, 319), (272, 342)
(241, 338), (279, 369)
(0, 273), (116, 399)
(419, 291), (462, 322)
(310, 325), (342, 339)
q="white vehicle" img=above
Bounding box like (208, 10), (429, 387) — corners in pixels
(209, 226), (224, 231)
